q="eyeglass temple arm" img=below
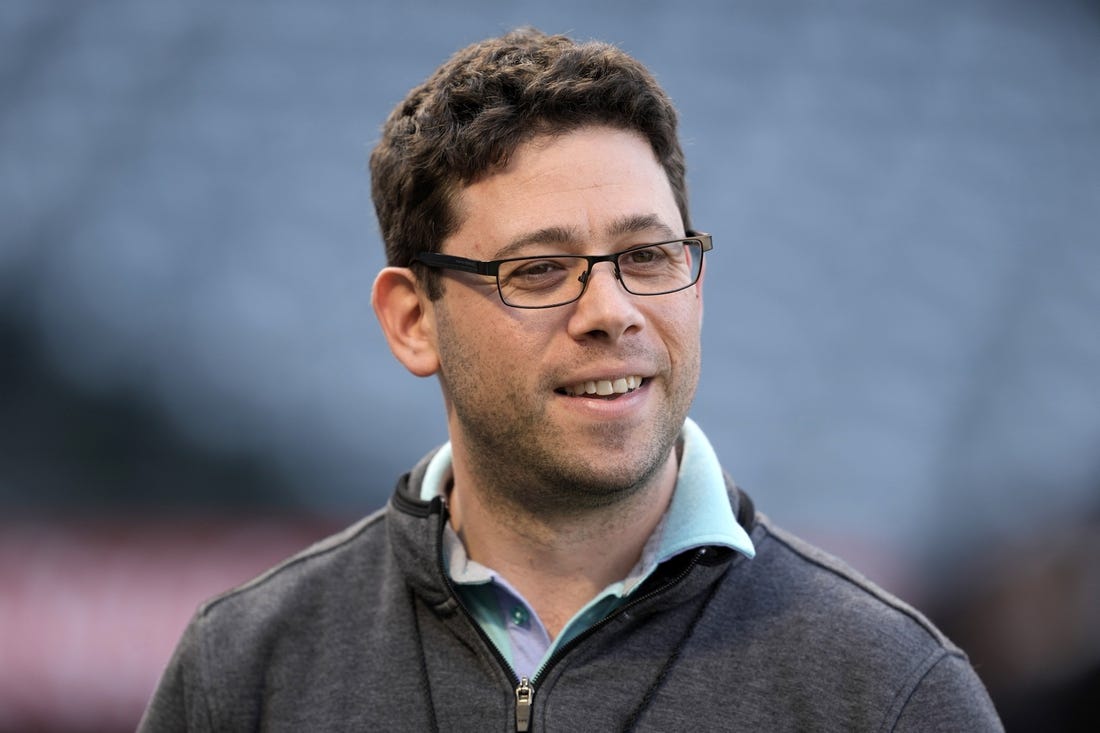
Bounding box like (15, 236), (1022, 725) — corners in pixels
(686, 231), (713, 252)
(414, 252), (499, 275)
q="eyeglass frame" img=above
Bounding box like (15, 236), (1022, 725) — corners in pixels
(412, 231), (712, 309)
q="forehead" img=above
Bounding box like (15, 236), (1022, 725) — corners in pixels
(448, 126), (682, 258)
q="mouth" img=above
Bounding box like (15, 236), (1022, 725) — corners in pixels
(555, 375), (645, 399)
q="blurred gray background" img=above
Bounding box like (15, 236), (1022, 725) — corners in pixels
(2, 1), (1099, 728)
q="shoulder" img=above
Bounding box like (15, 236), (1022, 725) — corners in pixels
(194, 506), (395, 640)
(756, 510), (954, 638)
(714, 512), (975, 693)
(702, 514), (1002, 728)
(139, 507), (402, 730)
(747, 513), (958, 652)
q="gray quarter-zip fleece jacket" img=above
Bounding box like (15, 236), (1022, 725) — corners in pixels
(139, 450), (1002, 732)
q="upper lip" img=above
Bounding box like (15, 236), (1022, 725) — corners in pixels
(557, 367), (650, 387)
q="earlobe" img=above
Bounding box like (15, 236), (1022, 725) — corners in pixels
(371, 267), (440, 377)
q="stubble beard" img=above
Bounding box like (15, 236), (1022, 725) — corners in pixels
(460, 406), (675, 519)
(438, 344), (700, 521)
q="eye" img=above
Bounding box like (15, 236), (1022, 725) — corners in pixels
(620, 244), (673, 272)
(513, 260), (564, 278)
(500, 258), (573, 291)
(625, 247), (660, 264)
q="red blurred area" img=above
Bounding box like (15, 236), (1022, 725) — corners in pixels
(0, 516), (340, 732)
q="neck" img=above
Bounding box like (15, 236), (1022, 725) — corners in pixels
(446, 450), (678, 640)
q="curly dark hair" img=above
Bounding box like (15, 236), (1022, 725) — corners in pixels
(369, 27), (689, 298)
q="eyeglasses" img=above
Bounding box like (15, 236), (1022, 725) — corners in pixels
(413, 232), (712, 309)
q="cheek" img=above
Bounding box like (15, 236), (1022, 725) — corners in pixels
(656, 298), (703, 348)
(436, 302), (548, 383)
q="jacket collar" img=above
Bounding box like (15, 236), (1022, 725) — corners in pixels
(387, 446), (755, 619)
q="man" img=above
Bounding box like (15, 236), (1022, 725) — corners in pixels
(140, 28), (1002, 731)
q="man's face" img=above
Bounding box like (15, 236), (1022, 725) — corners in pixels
(428, 125), (704, 514)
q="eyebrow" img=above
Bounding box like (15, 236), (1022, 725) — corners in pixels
(491, 214), (677, 259)
(491, 226), (576, 259)
(607, 213), (676, 241)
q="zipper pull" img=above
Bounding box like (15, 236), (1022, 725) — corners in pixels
(515, 677), (534, 732)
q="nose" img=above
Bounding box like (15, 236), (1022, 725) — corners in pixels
(566, 261), (644, 342)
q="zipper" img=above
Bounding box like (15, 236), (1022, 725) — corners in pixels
(430, 498), (709, 732)
(439, 569), (536, 733)
(514, 677), (534, 732)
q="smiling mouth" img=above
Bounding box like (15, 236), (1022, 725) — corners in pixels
(556, 375), (645, 398)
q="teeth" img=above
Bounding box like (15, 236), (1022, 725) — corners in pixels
(563, 375), (643, 397)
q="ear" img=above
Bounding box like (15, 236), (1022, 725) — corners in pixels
(371, 267), (440, 377)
